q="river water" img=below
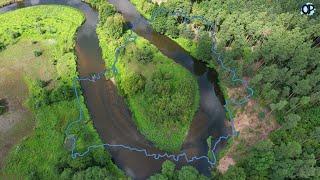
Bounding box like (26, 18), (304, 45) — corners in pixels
(0, 0), (227, 179)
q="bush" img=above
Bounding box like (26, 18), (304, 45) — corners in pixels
(104, 14), (125, 39)
(136, 46), (154, 64)
(120, 72), (146, 96)
(258, 111), (266, 120)
(11, 31), (21, 39)
(0, 105), (5, 115)
(0, 41), (6, 51)
(34, 49), (43, 57)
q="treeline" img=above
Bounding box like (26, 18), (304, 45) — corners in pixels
(0, 5), (124, 179)
(86, 0), (200, 152)
(131, 0), (320, 179)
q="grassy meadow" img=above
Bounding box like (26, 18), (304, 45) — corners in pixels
(0, 5), (124, 178)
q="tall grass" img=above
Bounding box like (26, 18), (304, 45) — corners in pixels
(0, 5), (124, 178)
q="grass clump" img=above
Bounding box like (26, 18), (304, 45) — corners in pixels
(33, 49), (43, 57)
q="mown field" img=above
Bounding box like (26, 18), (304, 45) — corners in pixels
(86, 0), (200, 152)
(0, 5), (124, 179)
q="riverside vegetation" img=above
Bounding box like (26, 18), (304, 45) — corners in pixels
(0, 5), (124, 179)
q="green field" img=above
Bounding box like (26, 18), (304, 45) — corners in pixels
(0, 5), (124, 178)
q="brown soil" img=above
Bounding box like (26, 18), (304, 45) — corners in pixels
(217, 86), (279, 173)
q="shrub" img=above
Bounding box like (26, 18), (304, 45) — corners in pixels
(0, 41), (5, 51)
(104, 14), (125, 39)
(34, 49), (43, 57)
(0, 99), (8, 115)
(11, 31), (21, 39)
(121, 72), (146, 96)
(258, 111), (266, 120)
(137, 46), (154, 63)
(0, 106), (5, 115)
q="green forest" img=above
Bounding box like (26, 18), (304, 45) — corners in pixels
(131, 0), (320, 179)
(0, 5), (124, 179)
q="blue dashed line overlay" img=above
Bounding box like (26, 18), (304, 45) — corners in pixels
(65, 8), (254, 168)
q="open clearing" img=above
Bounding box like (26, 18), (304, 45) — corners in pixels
(0, 39), (56, 167)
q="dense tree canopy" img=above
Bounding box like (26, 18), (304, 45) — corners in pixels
(133, 0), (320, 179)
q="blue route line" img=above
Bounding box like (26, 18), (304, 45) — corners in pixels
(65, 7), (254, 168)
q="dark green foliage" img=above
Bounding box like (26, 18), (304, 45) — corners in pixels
(39, 27), (46, 34)
(219, 166), (246, 180)
(71, 166), (112, 179)
(104, 14), (125, 39)
(151, 6), (168, 34)
(145, 69), (173, 97)
(195, 32), (212, 62)
(0, 106), (4, 115)
(165, 0), (192, 14)
(11, 31), (21, 39)
(241, 140), (275, 178)
(97, 3), (116, 24)
(177, 166), (204, 180)
(33, 49), (43, 57)
(0, 99), (7, 115)
(258, 111), (265, 120)
(166, 16), (179, 38)
(161, 161), (175, 178)
(179, 24), (195, 39)
(49, 84), (76, 103)
(150, 160), (208, 180)
(120, 72), (146, 96)
(0, 40), (6, 51)
(127, 44), (154, 64)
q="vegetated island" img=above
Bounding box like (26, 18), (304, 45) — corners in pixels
(87, 0), (200, 152)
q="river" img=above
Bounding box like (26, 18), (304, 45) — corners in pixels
(0, 0), (227, 179)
